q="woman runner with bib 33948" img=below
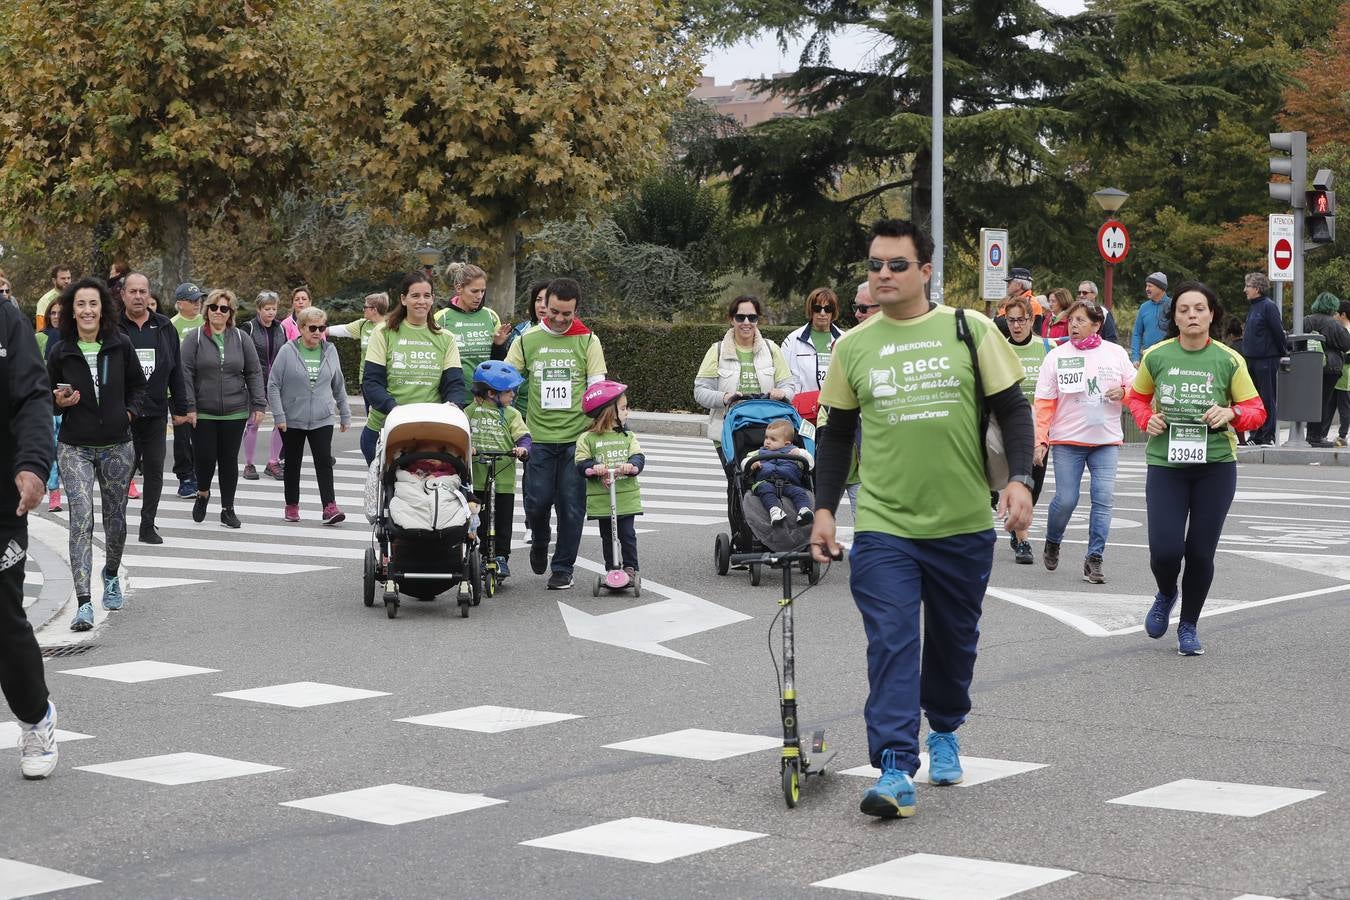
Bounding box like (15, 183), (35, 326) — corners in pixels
(1125, 282), (1266, 656)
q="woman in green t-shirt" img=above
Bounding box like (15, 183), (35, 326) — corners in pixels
(360, 272), (465, 463)
(1126, 281), (1266, 657)
(693, 295), (796, 445)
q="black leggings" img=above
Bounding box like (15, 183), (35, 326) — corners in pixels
(282, 425), (335, 506)
(597, 514), (639, 570)
(477, 491), (515, 560)
(193, 418), (247, 508)
(1146, 462), (1237, 624)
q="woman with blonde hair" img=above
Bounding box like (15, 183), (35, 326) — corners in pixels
(181, 289), (267, 528)
(434, 263), (513, 387)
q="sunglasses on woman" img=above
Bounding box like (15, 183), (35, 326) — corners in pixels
(812, 305), (835, 314)
(866, 257), (917, 273)
(733, 313), (759, 323)
(305, 324), (328, 333)
(205, 303), (231, 313)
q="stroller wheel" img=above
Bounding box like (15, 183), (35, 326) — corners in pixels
(459, 600), (470, 618)
(363, 548), (376, 607)
(714, 533), (731, 576)
(384, 591), (399, 619)
(807, 559), (821, 585)
(465, 546), (483, 607)
(750, 563), (762, 587)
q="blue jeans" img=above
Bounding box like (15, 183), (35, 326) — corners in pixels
(360, 426), (379, 464)
(849, 529), (995, 776)
(523, 441), (586, 576)
(1045, 444), (1119, 559)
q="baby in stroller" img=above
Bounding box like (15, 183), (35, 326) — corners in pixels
(744, 419), (815, 527)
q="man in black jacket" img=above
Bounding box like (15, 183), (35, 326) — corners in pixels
(120, 273), (189, 543)
(0, 299), (59, 779)
(1242, 273), (1287, 445)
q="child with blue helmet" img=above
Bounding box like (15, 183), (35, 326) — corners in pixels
(467, 361), (531, 578)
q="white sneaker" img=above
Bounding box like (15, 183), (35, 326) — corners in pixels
(768, 507), (787, 525)
(796, 507), (814, 526)
(20, 701), (58, 780)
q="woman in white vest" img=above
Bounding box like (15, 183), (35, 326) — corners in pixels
(693, 295), (796, 444)
(781, 287), (844, 399)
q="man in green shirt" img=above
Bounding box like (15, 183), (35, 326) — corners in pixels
(810, 218), (1035, 820)
(169, 283), (206, 495)
(34, 264), (73, 331)
(505, 278), (607, 590)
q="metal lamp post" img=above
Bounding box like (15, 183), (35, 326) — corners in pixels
(414, 243), (443, 276)
(1092, 188), (1129, 310)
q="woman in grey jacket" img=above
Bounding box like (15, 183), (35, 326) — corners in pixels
(267, 307), (352, 524)
(180, 289), (266, 529)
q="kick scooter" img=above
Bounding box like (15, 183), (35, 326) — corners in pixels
(593, 474), (641, 597)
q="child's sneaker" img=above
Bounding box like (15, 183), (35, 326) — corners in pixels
(127, 480), (140, 499)
(496, 557), (511, 579)
(796, 507), (814, 526)
(768, 507), (787, 525)
(48, 489), (62, 513)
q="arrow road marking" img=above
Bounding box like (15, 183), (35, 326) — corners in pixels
(557, 557), (751, 663)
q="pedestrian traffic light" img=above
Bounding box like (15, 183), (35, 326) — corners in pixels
(1306, 169), (1336, 244)
(1269, 131), (1308, 207)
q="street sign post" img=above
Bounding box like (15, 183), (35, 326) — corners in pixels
(1269, 214), (1295, 283)
(1096, 220), (1130, 311)
(979, 228), (1008, 304)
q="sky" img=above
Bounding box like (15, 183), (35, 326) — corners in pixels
(701, 0), (1088, 83)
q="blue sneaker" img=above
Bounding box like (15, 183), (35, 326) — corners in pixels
(102, 573), (124, 611)
(1177, 621), (1204, 656)
(177, 478), (197, 499)
(69, 602), (94, 632)
(859, 748), (916, 819)
(926, 731), (963, 785)
(496, 557), (511, 579)
(1145, 591), (1177, 639)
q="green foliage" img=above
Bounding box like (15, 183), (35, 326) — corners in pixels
(296, 0), (700, 316)
(517, 217), (716, 320)
(0, 0), (305, 286)
(611, 168), (730, 279)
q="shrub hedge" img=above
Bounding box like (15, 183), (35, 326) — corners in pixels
(329, 321), (798, 414)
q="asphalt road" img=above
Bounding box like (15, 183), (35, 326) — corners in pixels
(5, 424), (1349, 900)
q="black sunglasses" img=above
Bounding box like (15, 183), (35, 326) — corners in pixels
(854, 303), (879, 313)
(733, 313), (760, 323)
(305, 324), (328, 333)
(205, 303), (231, 313)
(811, 305), (835, 314)
(867, 257), (918, 273)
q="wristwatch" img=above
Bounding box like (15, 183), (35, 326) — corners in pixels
(1008, 474), (1036, 491)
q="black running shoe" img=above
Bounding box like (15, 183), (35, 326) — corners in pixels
(139, 525), (163, 545)
(192, 494), (208, 523)
(530, 533), (550, 575)
(220, 508), (241, 529)
(546, 571), (573, 590)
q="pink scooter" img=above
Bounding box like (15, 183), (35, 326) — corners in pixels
(593, 474), (641, 597)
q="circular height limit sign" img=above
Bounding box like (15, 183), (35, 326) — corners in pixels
(1097, 220), (1130, 263)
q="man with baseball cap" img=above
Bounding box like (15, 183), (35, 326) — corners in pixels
(169, 283), (205, 497)
(1130, 272), (1171, 364)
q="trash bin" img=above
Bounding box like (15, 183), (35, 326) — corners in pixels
(1277, 333), (1325, 424)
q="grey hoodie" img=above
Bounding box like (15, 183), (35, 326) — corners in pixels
(266, 338), (352, 431)
(181, 325), (266, 417)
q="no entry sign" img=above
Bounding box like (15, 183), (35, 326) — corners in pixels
(1097, 220), (1130, 264)
(1268, 214), (1295, 283)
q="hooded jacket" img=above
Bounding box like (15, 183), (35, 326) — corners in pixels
(266, 338), (352, 431)
(180, 325), (267, 417)
(1, 303), (53, 526)
(46, 329), (147, 447)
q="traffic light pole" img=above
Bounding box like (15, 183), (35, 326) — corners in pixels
(1293, 206), (1305, 328)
